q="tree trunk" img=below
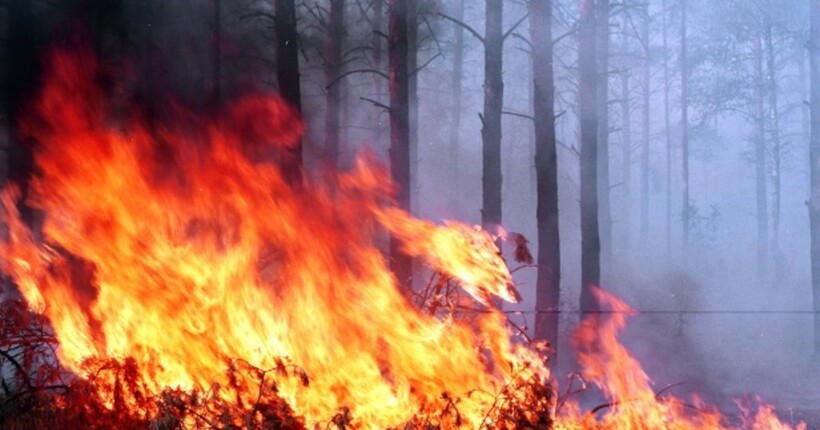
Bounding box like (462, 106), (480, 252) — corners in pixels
(275, 0), (304, 183)
(449, 0), (465, 215)
(372, 0), (386, 148)
(802, 35), (811, 191)
(408, 1), (419, 212)
(680, 0), (690, 252)
(530, 0), (561, 353)
(662, 0), (672, 256)
(809, 0), (820, 353)
(482, 0), (504, 234)
(619, 11), (631, 259)
(764, 16), (782, 275)
(639, 4), (650, 244)
(579, 0), (600, 311)
(754, 30), (770, 279)
(596, 0), (611, 272)
(325, 0), (345, 167)
(388, 0), (413, 289)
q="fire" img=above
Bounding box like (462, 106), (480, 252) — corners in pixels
(0, 49), (546, 428)
(0, 49), (804, 429)
(554, 288), (806, 429)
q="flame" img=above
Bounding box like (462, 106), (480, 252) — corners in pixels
(554, 288), (805, 429)
(0, 49), (545, 428)
(0, 49), (804, 429)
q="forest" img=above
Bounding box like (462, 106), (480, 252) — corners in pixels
(0, 0), (820, 428)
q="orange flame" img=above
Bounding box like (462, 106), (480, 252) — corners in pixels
(554, 288), (805, 429)
(0, 49), (545, 428)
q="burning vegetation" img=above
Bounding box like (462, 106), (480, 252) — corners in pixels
(0, 50), (805, 429)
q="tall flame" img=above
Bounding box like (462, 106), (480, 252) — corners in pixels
(0, 50), (544, 427)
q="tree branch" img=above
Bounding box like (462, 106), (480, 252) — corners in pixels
(438, 13), (484, 44)
(360, 97), (390, 111)
(411, 53), (442, 76)
(327, 68), (388, 89)
(502, 13), (530, 41)
(502, 110), (534, 121)
(512, 32), (533, 50)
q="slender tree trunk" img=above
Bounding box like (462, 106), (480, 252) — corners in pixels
(640, 4), (650, 244)
(580, 0), (600, 311)
(388, 0), (413, 289)
(662, 0), (672, 256)
(754, 30), (770, 279)
(275, 0), (304, 183)
(680, 0), (690, 252)
(408, 1), (419, 212)
(372, 0), (386, 148)
(482, 0), (504, 233)
(802, 37), (811, 191)
(619, 11), (631, 258)
(764, 17), (782, 274)
(449, 0), (465, 214)
(325, 0), (345, 167)
(809, 0), (820, 353)
(596, 0), (611, 272)
(530, 0), (561, 353)
(210, 0), (221, 109)
(374, 0), (384, 76)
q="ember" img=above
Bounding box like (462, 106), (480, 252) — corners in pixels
(0, 49), (804, 429)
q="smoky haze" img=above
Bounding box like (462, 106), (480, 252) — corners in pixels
(0, 0), (817, 424)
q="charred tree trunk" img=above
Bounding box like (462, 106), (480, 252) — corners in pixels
(809, 0), (820, 353)
(579, 0), (600, 311)
(326, 0), (345, 167)
(595, 0), (612, 271)
(449, 0), (465, 215)
(680, 0), (690, 253)
(754, 30), (770, 280)
(275, 0), (304, 183)
(388, 0), (413, 289)
(639, 4), (650, 244)
(530, 0), (561, 352)
(482, 0), (504, 233)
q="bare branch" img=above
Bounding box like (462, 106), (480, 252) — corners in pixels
(326, 68), (388, 89)
(422, 16), (443, 54)
(502, 13), (530, 41)
(438, 13), (485, 44)
(411, 53), (442, 76)
(360, 97), (390, 111)
(502, 110), (534, 121)
(512, 32), (533, 50)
